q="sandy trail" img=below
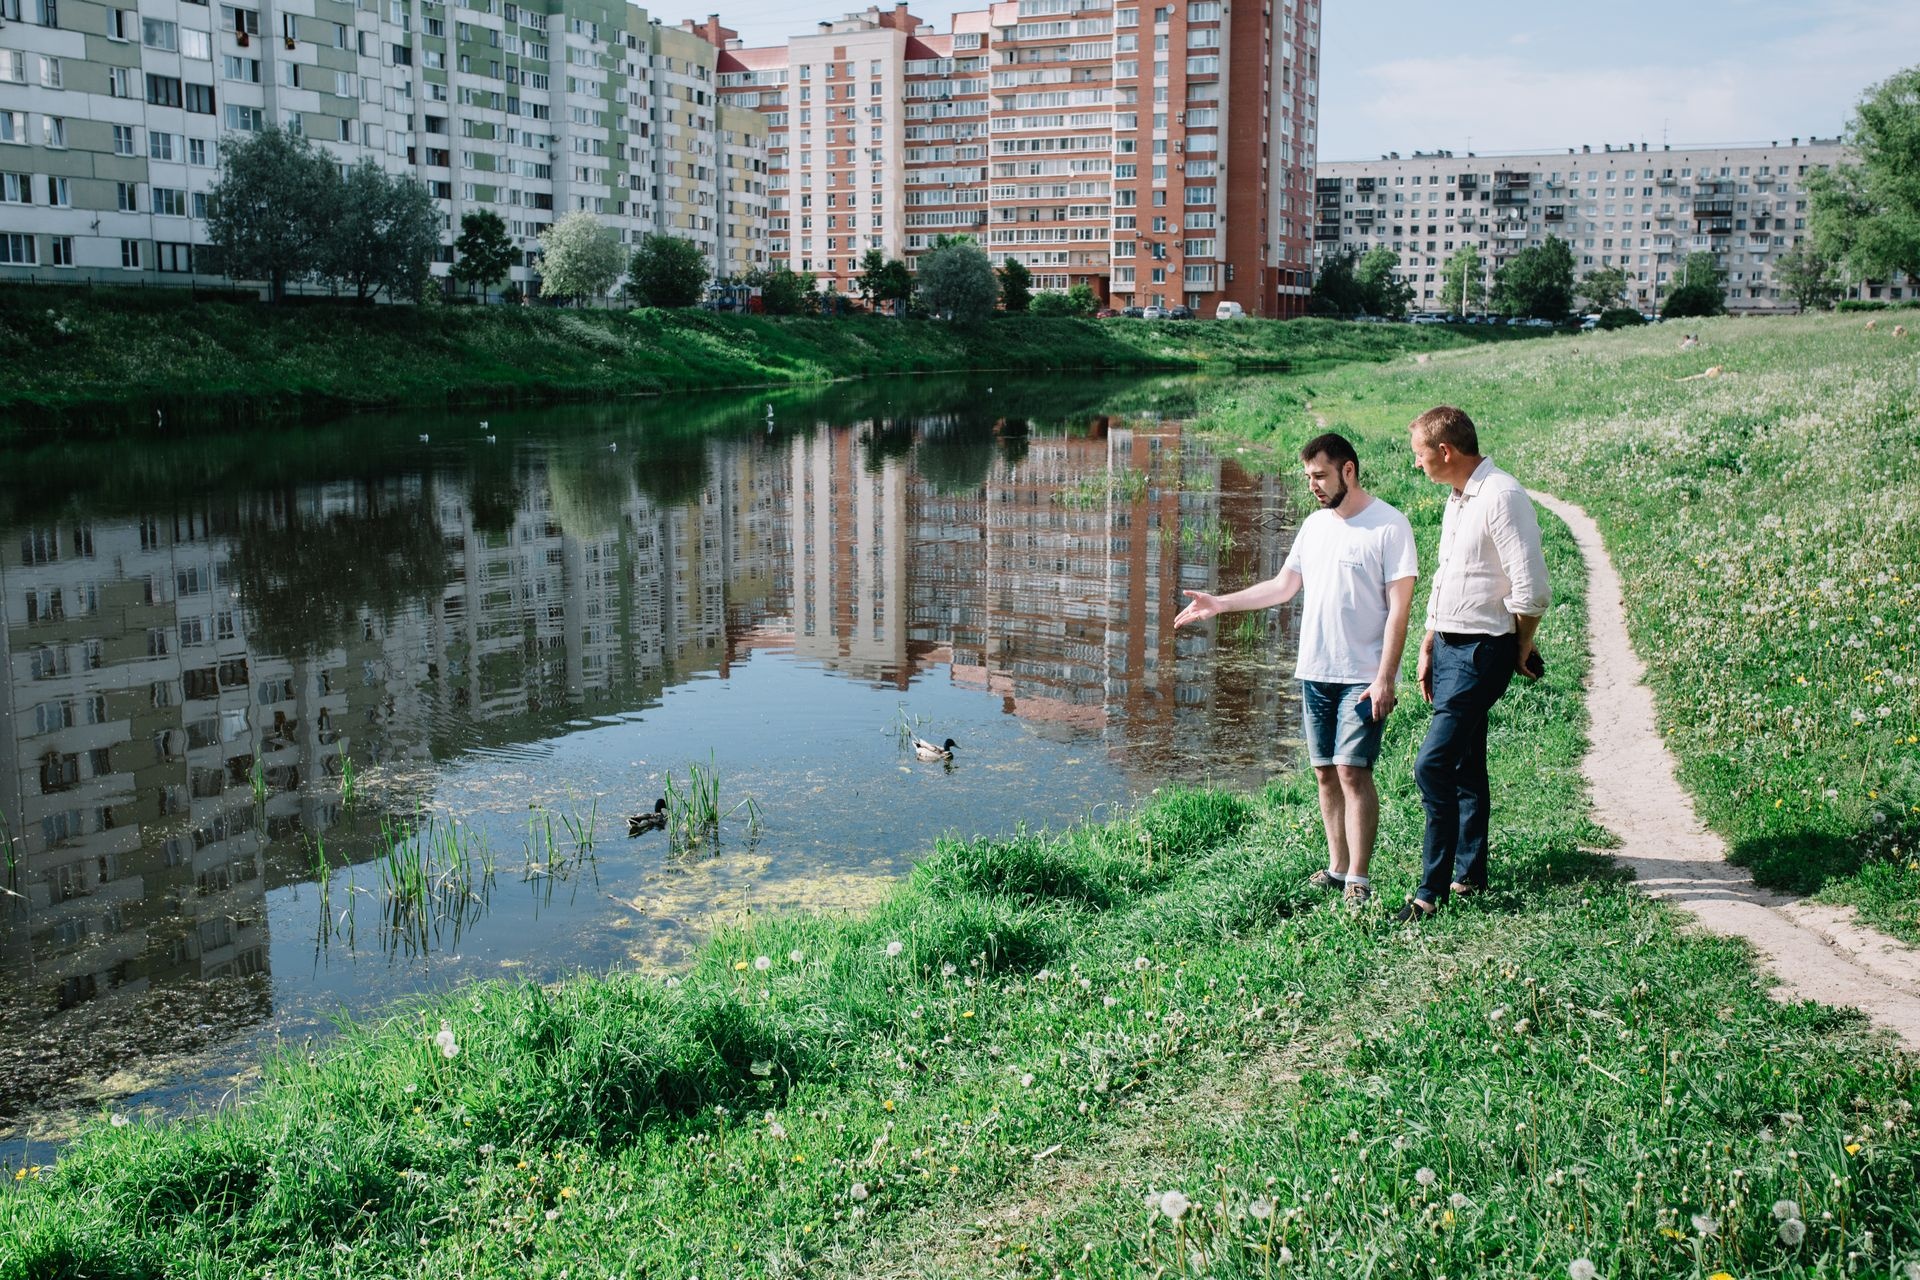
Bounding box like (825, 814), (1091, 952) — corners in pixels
(1533, 491), (1920, 1048)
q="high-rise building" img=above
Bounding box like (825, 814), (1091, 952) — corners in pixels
(1311, 138), (1910, 315)
(0, 0), (770, 291)
(692, 0), (1318, 316)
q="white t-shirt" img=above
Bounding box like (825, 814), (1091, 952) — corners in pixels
(1282, 497), (1420, 684)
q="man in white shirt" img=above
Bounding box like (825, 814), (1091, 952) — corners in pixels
(1397, 405), (1551, 922)
(1174, 432), (1418, 911)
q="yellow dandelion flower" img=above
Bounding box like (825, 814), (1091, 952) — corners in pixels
(733, 961), (749, 972)
(1845, 1142), (1861, 1155)
(1659, 1227), (1687, 1241)
(559, 1187), (575, 1199)
(961, 1010), (975, 1018)
(1708, 1273), (1735, 1280)
(794, 1154), (806, 1164)
(1442, 1209), (1455, 1227)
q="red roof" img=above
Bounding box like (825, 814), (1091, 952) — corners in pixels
(721, 44), (788, 71)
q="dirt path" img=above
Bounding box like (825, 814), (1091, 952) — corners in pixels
(1532, 491), (1920, 1048)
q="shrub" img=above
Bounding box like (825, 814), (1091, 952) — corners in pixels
(1596, 307), (1646, 330)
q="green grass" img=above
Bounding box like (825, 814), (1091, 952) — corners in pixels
(6, 379), (1918, 1279)
(0, 287), (1519, 434)
(1191, 313), (1920, 944)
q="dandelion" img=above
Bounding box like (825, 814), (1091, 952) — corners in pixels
(433, 1020), (460, 1060)
(1159, 1190), (1191, 1220)
(1277, 1246), (1294, 1265)
(1778, 1218), (1806, 1246)
(886, 940), (904, 958)
(1569, 1260), (1597, 1280)
(1415, 1167), (1437, 1187)
(1104, 995), (1119, 1008)
(545, 1209), (560, 1222)
(1692, 1214), (1719, 1237)
(559, 1187), (575, 1199)
(942, 962), (957, 978)
(1134, 957), (1150, 971)
(1249, 1197), (1274, 1221)
(753, 955), (771, 971)
(1772, 1200), (1800, 1221)
(1449, 1192), (1470, 1210)
(1020, 1073), (1035, 1088)
(850, 1180), (869, 1201)
(478, 1144), (496, 1156)
(110, 1113), (131, 1128)
(788, 949), (805, 964)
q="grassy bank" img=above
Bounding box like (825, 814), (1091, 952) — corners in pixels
(7, 387), (1919, 1279)
(1195, 313), (1920, 943)
(0, 288), (1500, 434)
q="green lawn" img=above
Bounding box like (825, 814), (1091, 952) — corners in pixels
(1196, 313), (1920, 944)
(6, 345), (1918, 1279)
(0, 289), (1513, 434)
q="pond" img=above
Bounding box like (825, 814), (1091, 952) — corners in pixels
(0, 373), (1305, 1156)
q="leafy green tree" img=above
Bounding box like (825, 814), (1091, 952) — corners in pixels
(1808, 66), (1920, 289)
(1310, 247), (1364, 315)
(320, 160), (438, 303)
(1355, 247), (1414, 316)
(1440, 246), (1486, 314)
(749, 266), (817, 315)
(1773, 238), (1846, 312)
(205, 126), (341, 302)
(1492, 236), (1575, 319)
(1662, 251), (1728, 318)
(452, 210), (517, 299)
(626, 233), (709, 308)
(998, 258), (1033, 313)
(1065, 282), (1099, 316)
(1029, 291), (1076, 317)
(916, 240), (999, 325)
(857, 248), (890, 309)
(1577, 266), (1630, 313)
(858, 255), (912, 313)
(537, 212), (625, 304)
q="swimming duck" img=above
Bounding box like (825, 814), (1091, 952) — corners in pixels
(627, 798), (667, 836)
(913, 737), (958, 762)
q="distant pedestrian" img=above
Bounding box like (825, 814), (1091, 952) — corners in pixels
(1398, 406), (1550, 921)
(1175, 432), (1417, 911)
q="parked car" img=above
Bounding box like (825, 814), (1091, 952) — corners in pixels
(1166, 305), (1195, 320)
(1214, 301), (1245, 320)
(1141, 306), (1166, 320)
(1095, 307), (1121, 319)
(1522, 317), (1553, 329)
(1579, 314), (1602, 331)
(1409, 313), (1447, 326)
(1123, 305), (1146, 318)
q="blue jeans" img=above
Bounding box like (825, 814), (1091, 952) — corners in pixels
(1415, 632), (1517, 904)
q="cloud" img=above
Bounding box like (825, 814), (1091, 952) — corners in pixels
(1319, 3), (1920, 160)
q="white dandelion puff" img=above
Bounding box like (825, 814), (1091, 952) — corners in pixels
(1414, 1168), (1437, 1187)
(885, 940), (904, 958)
(1568, 1260), (1597, 1280)
(1779, 1218), (1806, 1246)
(1773, 1199), (1801, 1221)
(1158, 1189), (1191, 1220)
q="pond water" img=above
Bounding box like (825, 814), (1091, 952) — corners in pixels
(0, 373), (1304, 1155)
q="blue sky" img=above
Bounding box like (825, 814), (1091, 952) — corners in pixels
(692, 0), (1918, 159)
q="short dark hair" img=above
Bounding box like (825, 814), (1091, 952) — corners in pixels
(1300, 431), (1360, 479)
(1408, 405), (1480, 455)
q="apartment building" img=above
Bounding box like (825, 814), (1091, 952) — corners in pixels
(0, 0), (769, 291)
(693, 0), (1317, 317)
(1311, 137), (1899, 315)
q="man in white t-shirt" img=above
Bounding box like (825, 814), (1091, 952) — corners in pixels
(1174, 432), (1419, 910)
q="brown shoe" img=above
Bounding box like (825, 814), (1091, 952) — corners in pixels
(1307, 869), (1346, 891)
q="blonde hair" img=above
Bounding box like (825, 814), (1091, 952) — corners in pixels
(1409, 405), (1479, 455)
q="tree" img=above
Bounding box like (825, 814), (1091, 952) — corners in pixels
(1808, 66), (1920, 289)
(1491, 236), (1575, 319)
(1439, 246), (1485, 314)
(1309, 247), (1365, 316)
(205, 127), (340, 301)
(1029, 291), (1076, 317)
(748, 266), (816, 315)
(998, 258), (1032, 313)
(1577, 266), (1630, 313)
(1773, 238), (1845, 312)
(320, 160), (438, 302)
(916, 240), (999, 325)
(1355, 247), (1414, 317)
(453, 210), (517, 299)
(1065, 282), (1099, 316)
(857, 248), (890, 309)
(857, 254), (912, 313)
(537, 212), (625, 304)
(627, 233), (709, 308)
(1662, 251), (1727, 318)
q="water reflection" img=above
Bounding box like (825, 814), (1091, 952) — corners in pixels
(0, 376), (1300, 1131)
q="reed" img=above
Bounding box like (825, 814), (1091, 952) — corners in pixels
(663, 754), (763, 849)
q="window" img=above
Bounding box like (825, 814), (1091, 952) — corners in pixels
(116, 181), (138, 211)
(121, 239), (142, 269)
(185, 82), (215, 113)
(0, 51), (22, 83)
(181, 28), (211, 58)
(0, 232), (36, 264)
(50, 235), (73, 266)
(48, 176), (69, 206)
(221, 4), (259, 34)
(147, 74), (184, 107)
(149, 131), (177, 161)
(143, 17), (178, 49)
(224, 104), (265, 131)
(0, 112), (22, 144)
(223, 55), (259, 81)
(113, 124), (137, 156)
(107, 66), (133, 97)
(189, 137), (208, 165)
(38, 55), (62, 87)
(1, 172), (30, 203)
(153, 187), (187, 216)
(41, 116), (66, 147)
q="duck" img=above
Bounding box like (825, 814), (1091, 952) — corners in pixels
(627, 798), (667, 836)
(913, 736), (957, 762)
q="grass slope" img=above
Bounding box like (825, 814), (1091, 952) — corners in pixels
(1195, 314), (1920, 943)
(5, 380), (1918, 1279)
(0, 289), (1500, 434)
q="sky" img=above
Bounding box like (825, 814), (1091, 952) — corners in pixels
(682, 0), (1918, 160)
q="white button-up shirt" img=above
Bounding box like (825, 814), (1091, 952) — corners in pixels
(1425, 458), (1551, 635)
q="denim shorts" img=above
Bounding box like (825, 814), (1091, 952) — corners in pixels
(1301, 680), (1385, 769)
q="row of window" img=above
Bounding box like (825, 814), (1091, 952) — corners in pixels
(0, 172), (209, 219)
(0, 233), (194, 271)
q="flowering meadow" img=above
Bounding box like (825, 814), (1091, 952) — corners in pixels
(1206, 313), (1919, 941)
(5, 371), (1918, 1278)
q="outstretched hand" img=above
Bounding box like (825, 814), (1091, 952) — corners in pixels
(1173, 589), (1222, 629)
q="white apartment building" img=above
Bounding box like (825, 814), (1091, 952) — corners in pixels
(1312, 137), (1904, 314)
(0, 0), (770, 291)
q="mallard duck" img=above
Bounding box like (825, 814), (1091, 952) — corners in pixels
(627, 798), (667, 836)
(913, 737), (957, 762)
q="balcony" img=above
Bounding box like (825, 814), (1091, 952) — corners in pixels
(1702, 219), (1734, 235)
(1315, 177), (1342, 192)
(1543, 206), (1565, 221)
(1314, 223), (1341, 241)
(1493, 170), (1532, 188)
(1356, 177), (1376, 192)
(1657, 174), (1676, 186)
(1492, 191), (1529, 206)
(1693, 200), (1734, 217)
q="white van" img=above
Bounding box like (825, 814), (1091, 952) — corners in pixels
(1214, 301), (1245, 320)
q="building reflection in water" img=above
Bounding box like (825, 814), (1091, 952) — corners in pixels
(0, 408), (1296, 1121)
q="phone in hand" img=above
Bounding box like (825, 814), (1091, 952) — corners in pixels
(1523, 648), (1546, 679)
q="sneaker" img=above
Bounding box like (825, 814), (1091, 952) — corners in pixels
(1343, 882), (1372, 912)
(1392, 897), (1437, 924)
(1307, 869), (1346, 890)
